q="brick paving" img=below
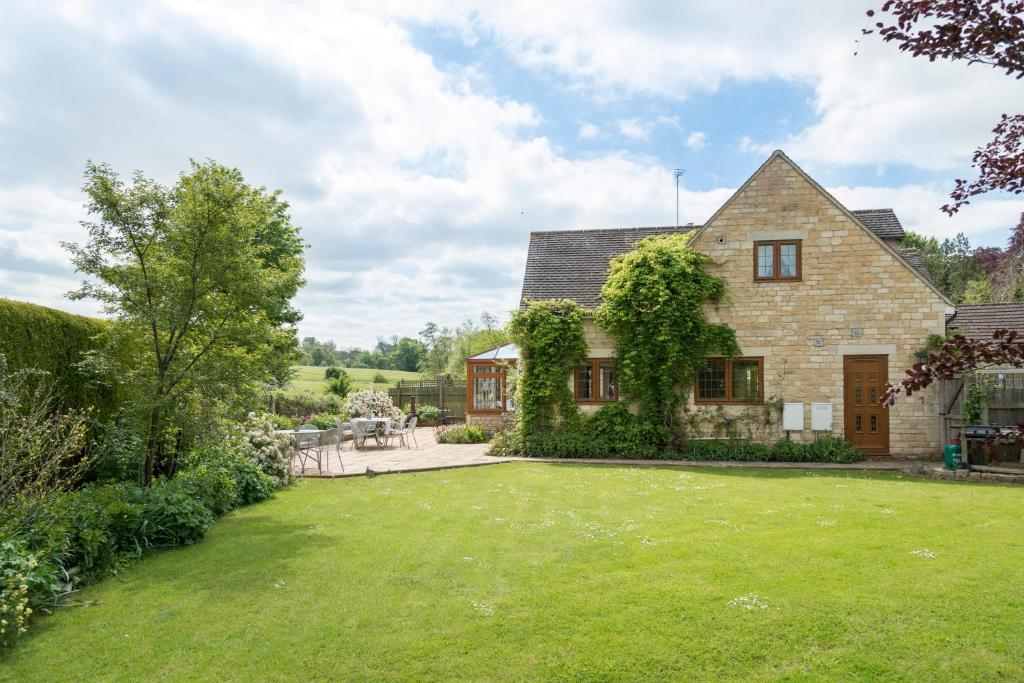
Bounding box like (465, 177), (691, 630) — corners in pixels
(293, 428), (512, 478)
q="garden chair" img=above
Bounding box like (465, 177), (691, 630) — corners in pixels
(294, 427), (322, 474)
(319, 427), (341, 470)
(397, 415), (418, 449)
(333, 418), (353, 450)
(385, 414), (408, 447)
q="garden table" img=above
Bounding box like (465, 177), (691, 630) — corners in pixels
(351, 417), (392, 448)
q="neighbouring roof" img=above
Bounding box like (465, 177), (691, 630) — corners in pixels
(897, 247), (934, 285)
(948, 303), (1024, 340)
(467, 343), (519, 361)
(520, 210), (919, 308)
(850, 209), (905, 240)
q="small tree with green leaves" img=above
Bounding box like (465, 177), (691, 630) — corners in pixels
(508, 300), (588, 436)
(65, 161), (305, 484)
(596, 234), (738, 442)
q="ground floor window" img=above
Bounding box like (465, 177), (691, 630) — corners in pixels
(575, 359), (616, 402)
(695, 357), (763, 403)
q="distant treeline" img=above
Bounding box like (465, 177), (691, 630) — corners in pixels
(299, 312), (508, 378)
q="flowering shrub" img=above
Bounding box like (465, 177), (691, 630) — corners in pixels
(343, 390), (400, 420)
(239, 413), (294, 487)
(436, 424), (489, 444)
(0, 541), (60, 646)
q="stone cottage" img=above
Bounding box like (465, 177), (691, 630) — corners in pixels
(467, 151), (953, 457)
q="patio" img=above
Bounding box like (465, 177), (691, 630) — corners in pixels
(292, 427), (511, 477)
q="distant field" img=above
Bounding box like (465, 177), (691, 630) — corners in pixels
(287, 365), (425, 393)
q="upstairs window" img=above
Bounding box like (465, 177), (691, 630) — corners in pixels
(695, 357), (763, 403)
(754, 240), (801, 281)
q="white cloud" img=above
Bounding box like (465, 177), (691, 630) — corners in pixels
(577, 122), (601, 140)
(2, 0), (1022, 350)
(686, 131), (706, 151)
(426, 0), (1024, 170)
(616, 117), (651, 141)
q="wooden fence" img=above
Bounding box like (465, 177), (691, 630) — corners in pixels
(389, 377), (467, 419)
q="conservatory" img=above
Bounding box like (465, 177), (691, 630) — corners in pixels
(465, 343), (518, 429)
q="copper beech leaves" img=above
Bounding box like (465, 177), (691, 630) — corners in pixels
(863, 1), (1024, 214)
(881, 329), (1024, 441)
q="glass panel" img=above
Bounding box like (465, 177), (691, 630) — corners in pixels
(869, 387), (877, 404)
(576, 365), (593, 400)
(599, 362), (616, 400)
(474, 377), (500, 410)
(757, 244), (774, 278)
(730, 360), (760, 401)
(854, 388), (862, 405)
(870, 415), (878, 433)
(780, 243), (797, 277)
(697, 359), (726, 400)
(855, 415), (862, 432)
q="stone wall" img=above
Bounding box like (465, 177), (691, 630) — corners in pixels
(684, 154), (948, 456)
(466, 412), (505, 431)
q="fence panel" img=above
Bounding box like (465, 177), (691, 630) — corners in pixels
(390, 378), (467, 419)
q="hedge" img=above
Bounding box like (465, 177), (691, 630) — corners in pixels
(0, 298), (118, 415)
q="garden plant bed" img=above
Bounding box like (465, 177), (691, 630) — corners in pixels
(6, 463), (1024, 679)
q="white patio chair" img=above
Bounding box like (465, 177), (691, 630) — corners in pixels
(319, 427), (341, 471)
(385, 414), (409, 447)
(294, 427), (322, 474)
(400, 415), (419, 449)
(333, 420), (351, 472)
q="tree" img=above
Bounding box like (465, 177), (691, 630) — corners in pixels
(389, 337), (427, 372)
(326, 369), (353, 398)
(963, 278), (995, 303)
(65, 160), (305, 484)
(864, 1), (1024, 213)
(902, 231), (985, 302)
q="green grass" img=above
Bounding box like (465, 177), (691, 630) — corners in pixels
(287, 365), (424, 393)
(5, 464), (1024, 680)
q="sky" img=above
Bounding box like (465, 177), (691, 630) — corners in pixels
(2, 0), (1023, 348)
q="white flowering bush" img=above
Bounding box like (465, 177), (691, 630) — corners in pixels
(0, 542), (59, 647)
(343, 390), (401, 420)
(239, 413), (294, 487)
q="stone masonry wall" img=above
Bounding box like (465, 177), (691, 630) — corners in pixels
(688, 154), (948, 456)
(572, 154), (949, 457)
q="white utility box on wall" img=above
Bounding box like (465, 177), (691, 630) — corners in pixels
(782, 403), (804, 432)
(811, 403), (833, 431)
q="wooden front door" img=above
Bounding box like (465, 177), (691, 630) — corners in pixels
(843, 355), (889, 455)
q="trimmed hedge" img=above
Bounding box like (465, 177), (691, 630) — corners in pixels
(0, 298), (118, 415)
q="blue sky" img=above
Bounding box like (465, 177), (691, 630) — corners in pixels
(1, 1), (1022, 347)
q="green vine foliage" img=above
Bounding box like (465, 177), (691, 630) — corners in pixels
(596, 234), (739, 439)
(508, 300), (588, 436)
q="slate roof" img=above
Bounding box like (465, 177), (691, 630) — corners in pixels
(520, 210), (923, 309)
(897, 247), (934, 285)
(520, 225), (695, 308)
(849, 209), (905, 240)
(948, 303), (1024, 340)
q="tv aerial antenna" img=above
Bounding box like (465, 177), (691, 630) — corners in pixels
(673, 168), (686, 226)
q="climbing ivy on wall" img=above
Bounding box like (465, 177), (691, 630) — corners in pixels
(596, 233), (739, 442)
(507, 299), (588, 436)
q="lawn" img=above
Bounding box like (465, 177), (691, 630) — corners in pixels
(5, 464), (1024, 681)
(287, 365), (424, 393)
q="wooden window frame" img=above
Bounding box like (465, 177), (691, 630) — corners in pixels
(466, 360), (512, 414)
(694, 357), (765, 404)
(753, 239), (801, 282)
(574, 358), (617, 403)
